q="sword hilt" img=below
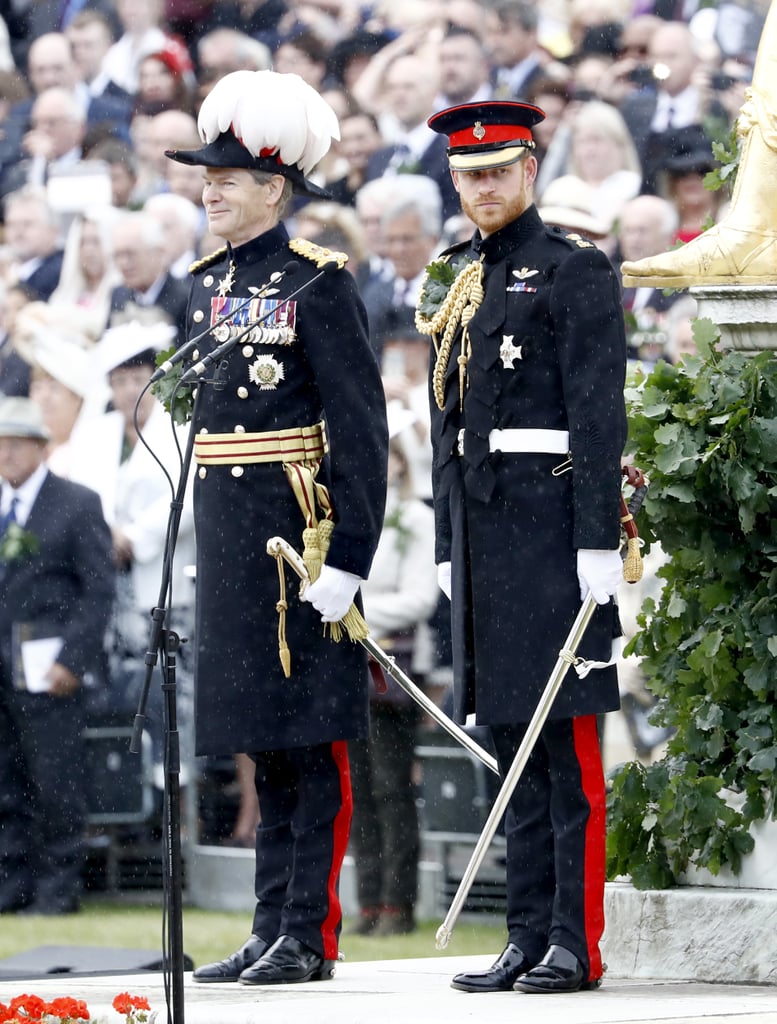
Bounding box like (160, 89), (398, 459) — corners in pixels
(620, 466), (649, 584)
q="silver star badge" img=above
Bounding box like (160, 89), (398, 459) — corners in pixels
(500, 335), (523, 368)
(216, 261), (236, 296)
(248, 355), (285, 390)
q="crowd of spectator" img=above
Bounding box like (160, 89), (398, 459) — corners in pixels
(0, 0), (766, 911)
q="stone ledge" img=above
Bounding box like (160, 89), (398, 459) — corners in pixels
(186, 845), (443, 919)
(187, 845), (777, 986)
(602, 881), (777, 985)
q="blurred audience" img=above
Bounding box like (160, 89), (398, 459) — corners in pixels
(2, 186), (64, 300)
(619, 19), (722, 193)
(0, 395), (113, 916)
(348, 407), (438, 937)
(563, 99), (642, 252)
(16, 302), (108, 477)
(194, 27), (272, 107)
(49, 207), (123, 333)
(327, 108), (383, 207)
(108, 210), (190, 340)
(360, 52), (459, 220)
(616, 194), (682, 365)
(144, 191), (202, 279)
(486, 1), (548, 100)
(656, 125), (720, 244)
(0, 282), (31, 397)
(68, 321), (195, 766)
(364, 176), (442, 357)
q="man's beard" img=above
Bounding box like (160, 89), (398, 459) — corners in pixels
(459, 189), (531, 236)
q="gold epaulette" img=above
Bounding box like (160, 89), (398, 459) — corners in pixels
(564, 233), (595, 249)
(289, 237), (348, 270)
(189, 246), (228, 274)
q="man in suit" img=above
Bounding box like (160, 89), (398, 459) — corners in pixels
(363, 54), (460, 222)
(109, 210), (190, 342)
(65, 8), (132, 111)
(2, 187), (64, 301)
(0, 32), (131, 179)
(616, 194), (682, 363)
(619, 20), (721, 194)
(0, 86), (92, 201)
(362, 176), (443, 358)
(0, 397), (114, 914)
(435, 26), (494, 111)
(485, 1), (547, 102)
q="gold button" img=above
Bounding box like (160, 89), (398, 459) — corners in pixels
(203, 274), (214, 287)
(234, 424), (246, 433)
(242, 345), (254, 358)
(193, 310), (204, 323)
(231, 466), (244, 478)
(199, 426), (208, 434)
(198, 467), (207, 479)
(237, 386), (248, 399)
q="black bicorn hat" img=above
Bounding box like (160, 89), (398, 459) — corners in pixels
(165, 69), (339, 199)
(428, 100), (545, 171)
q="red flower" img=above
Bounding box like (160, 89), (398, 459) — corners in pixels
(9, 994), (47, 1019)
(47, 996), (90, 1020)
(112, 993), (152, 1016)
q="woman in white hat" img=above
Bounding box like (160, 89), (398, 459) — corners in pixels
(15, 303), (109, 478)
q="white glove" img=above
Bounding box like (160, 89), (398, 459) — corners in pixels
(577, 549), (622, 604)
(301, 564), (362, 622)
(437, 561), (452, 600)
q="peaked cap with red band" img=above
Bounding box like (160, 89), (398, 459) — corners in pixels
(428, 100), (545, 171)
(165, 69), (339, 199)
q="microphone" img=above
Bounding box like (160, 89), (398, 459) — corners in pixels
(179, 258), (338, 386)
(149, 260), (301, 383)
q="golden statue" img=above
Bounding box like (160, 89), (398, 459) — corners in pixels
(622, 0), (777, 288)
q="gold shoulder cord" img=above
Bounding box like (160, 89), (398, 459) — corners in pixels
(415, 257), (485, 411)
(288, 237), (349, 270)
(188, 246), (228, 274)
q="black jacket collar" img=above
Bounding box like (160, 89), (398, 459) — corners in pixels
(228, 222), (289, 266)
(472, 204), (544, 265)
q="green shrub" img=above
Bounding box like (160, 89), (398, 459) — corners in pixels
(607, 322), (777, 888)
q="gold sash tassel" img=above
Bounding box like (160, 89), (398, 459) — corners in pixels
(274, 555), (291, 677)
(283, 460), (369, 648)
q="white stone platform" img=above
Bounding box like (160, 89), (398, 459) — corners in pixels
(0, 957), (776, 1024)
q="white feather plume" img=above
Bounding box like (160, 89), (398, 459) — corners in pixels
(197, 70), (340, 175)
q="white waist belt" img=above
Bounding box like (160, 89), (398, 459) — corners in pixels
(458, 427), (570, 455)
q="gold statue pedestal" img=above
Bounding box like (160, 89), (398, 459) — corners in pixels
(690, 284), (777, 353)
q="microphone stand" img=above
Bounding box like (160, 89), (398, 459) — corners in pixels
(128, 257), (328, 1023)
(130, 376), (205, 1024)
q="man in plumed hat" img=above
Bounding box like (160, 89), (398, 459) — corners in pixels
(165, 70), (388, 985)
(416, 100), (627, 993)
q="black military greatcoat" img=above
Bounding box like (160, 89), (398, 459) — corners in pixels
(185, 223), (388, 756)
(430, 205), (628, 726)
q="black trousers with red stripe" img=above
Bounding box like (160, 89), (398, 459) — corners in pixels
(490, 715), (606, 981)
(249, 741), (352, 961)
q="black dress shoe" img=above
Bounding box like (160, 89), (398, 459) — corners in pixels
(192, 934), (270, 983)
(451, 943), (534, 992)
(513, 944), (601, 993)
(238, 934), (336, 985)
